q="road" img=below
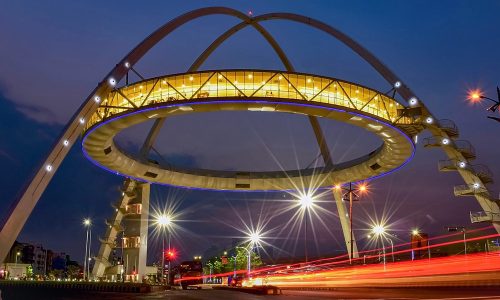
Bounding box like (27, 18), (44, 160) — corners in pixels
(2, 288), (500, 300)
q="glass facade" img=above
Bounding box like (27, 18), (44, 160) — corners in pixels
(85, 70), (410, 130)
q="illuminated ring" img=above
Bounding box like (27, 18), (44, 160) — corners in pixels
(82, 70), (415, 191)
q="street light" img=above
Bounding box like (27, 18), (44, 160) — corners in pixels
(15, 251), (21, 265)
(83, 218), (92, 281)
(238, 230), (262, 277)
(371, 224), (395, 264)
(467, 87), (500, 123)
(411, 228), (419, 260)
(155, 214), (173, 285)
(372, 225), (385, 235)
(236, 246), (252, 277)
(249, 232), (261, 245)
(410, 228), (430, 260)
(298, 192), (315, 263)
(336, 183), (368, 263)
(446, 226), (467, 255)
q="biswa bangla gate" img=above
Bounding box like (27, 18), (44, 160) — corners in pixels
(1, 7), (498, 280)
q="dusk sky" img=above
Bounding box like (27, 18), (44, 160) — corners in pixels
(1, 1), (499, 265)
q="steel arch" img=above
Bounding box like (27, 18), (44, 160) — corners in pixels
(0, 6), (297, 263)
(151, 12), (500, 230)
(1, 7), (498, 265)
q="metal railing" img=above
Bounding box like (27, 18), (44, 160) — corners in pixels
(454, 140), (476, 160)
(438, 159), (472, 172)
(437, 119), (459, 137)
(470, 211), (500, 223)
(454, 184), (489, 196)
(472, 164), (494, 184)
(422, 137), (442, 147)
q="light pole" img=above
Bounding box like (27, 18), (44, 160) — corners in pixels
(463, 228), (467, 255)
(411, 229), (430, 260)
(83, 218), (91, 281)
(236, 246), (252, 277)
(298, 193), (314, 263)
(336, 183), (367, 263)
(232, 254), (237, 278)
(371, 224), (391, 266)
(468, 87), (500, 122)
(446, 226), (466, 255)
(120, 227), (125, 282)
(411, 229), (418, 260)
(15, 251), (20, 265)
(237, 231), (261, 277)
(387, 238), (394, 263)
(155, 214), (172, 285)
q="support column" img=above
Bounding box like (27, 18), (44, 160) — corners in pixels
(333, 189), (359, 258)
(137, 183), (150, 279)
(92, 179), (138, 278)
(92, 180), (150, 281)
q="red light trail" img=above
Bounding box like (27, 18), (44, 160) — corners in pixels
(175, 227), (500, 288)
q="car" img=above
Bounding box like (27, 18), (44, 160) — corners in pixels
(229, 275), (244, 287)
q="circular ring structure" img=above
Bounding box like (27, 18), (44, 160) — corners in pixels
(82, 69), (415, 191)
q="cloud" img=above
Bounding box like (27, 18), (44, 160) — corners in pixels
(15, 102), (59, 124)
(0, 148), (16, 164)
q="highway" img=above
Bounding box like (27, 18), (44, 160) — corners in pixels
(2, 287), (500, 300)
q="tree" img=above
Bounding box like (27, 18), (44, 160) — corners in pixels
(66, 265), (81, 279)
(25, 265), (33, 278)
(48, 269), (64, 280)
(203, 244), (263, 276)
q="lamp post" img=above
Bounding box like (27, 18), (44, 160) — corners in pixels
(371, 224), (396, 266)
(468, 87), (500, 123)
(446, 226), (466, 255)
(15, 251), (20, 265)
(336, 183), (367, 263)
(411, 229), (418, 261)
(156, 214), (172, 285)
(119, 227), (125, 282)
(387, 238), (394, 263)
(298, 193), (314, 263)
(83, 218), (91, 281)
(237, 231), (261, 277)
(232, 254), (237, 278)
(411, 229), (430, 260)
(236, 246), (252, 277)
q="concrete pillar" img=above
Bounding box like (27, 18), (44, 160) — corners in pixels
(333, 189), (359, 259)
(137, 183), (150, 279)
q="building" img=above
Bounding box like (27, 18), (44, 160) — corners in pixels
(32, 244), (48, 275)
(1, 241), (80, 279)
